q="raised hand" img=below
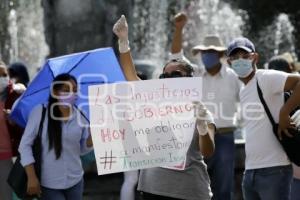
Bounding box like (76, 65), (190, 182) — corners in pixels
(113, 15), (130, 53)
(173, 12), (188, 30)
(113, 15), (128, 41)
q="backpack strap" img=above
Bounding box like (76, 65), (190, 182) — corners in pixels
(256, 80), (276, 127)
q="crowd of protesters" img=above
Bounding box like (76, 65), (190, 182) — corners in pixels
(113, 12), (300, 200)
(1, 9), (300, 200)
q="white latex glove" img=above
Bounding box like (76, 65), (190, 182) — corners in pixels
(193, 101), (209, 136)
(113, 15), (130, 53)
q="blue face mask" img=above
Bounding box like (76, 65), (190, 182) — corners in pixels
(231, 58), (253, 78)
(201, 52), (220, 69)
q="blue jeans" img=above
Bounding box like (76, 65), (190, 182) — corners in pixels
(206, 132), (235, 200)
(41, 179), (84, 200)
(291, 178), (300, 200)
(242, 165), (293, 200)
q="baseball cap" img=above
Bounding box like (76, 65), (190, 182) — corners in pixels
(227, 37), (255, 56)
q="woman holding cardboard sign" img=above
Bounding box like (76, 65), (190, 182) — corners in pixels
(113, 15), (215, 200)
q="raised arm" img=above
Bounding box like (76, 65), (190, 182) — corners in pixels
(279, 74), (300, 138)
(169, 13), (195, 67)
(113, 15), (140, 81)
(171, 13), (187, 54)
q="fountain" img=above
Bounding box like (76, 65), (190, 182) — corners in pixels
(130, 0), (298, 68)
(256, 13), (296, 64)
(2, 0), (297, 79)
(182, 0), (245, 58)
(131, 0), (245, 68)
(7, 0), (49, 78)
(131, 0), (170, 68)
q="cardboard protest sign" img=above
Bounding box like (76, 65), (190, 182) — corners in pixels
(88, 77), (202, 175)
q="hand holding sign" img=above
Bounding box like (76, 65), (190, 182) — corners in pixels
(193, 101), (209, 136)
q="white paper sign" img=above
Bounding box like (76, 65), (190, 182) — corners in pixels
(88, 77), (202, 175)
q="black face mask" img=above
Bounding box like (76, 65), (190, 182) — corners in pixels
(159, 71), (192, 79)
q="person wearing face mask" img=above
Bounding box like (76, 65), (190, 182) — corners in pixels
(18, 73), (93, 200)
(170, 12), (241, 200)
(113, 15), (216, 200)
(0, 60), (26, 200)
(227, 37), (300, 200)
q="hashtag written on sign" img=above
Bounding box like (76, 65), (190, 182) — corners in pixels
(99, 150), (117, 170)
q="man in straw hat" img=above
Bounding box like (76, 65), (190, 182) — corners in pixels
(170, 12), (241, 200)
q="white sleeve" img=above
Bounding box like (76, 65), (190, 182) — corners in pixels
(169, 50), (193, 65)
(169, 50), (184, 61)
(169, 50), (202, 76)
(19, 105), (43, 166)
(261, 70), (288, 94)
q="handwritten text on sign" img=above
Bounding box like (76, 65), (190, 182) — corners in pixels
(88, 78), (202, 175)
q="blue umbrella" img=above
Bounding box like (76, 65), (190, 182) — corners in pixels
(10, 47), (125, 127)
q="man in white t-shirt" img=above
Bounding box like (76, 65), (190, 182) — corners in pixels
(267, 56), (300, 200)
(226, 37), (300, 200)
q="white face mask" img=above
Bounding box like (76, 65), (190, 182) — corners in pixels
(231, 58), (254, 78)
(0, 77), (9, 92)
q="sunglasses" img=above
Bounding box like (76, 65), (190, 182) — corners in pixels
(159, 70), (192, 79)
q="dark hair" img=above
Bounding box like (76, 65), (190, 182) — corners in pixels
(9, 62), (30, 86)
(48, 73), (77, 159)
(137, 71), (148, 80)
(163, 59), (194, 76)
(268, 57), (291, 73)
